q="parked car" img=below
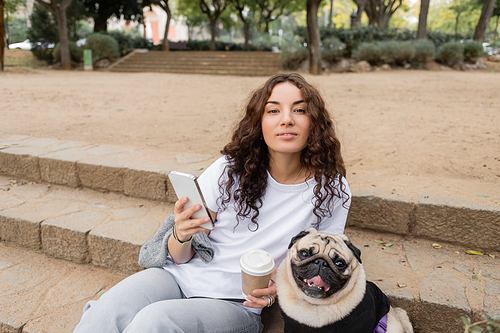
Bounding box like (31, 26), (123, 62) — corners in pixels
(483, 42), (499, 55)
(8, 39), (31, 50)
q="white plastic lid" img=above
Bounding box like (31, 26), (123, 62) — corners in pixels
(239, 249), (275, 276)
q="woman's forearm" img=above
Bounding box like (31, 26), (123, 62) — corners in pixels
(167, 231), (196, 264)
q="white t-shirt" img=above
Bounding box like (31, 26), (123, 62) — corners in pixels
(163, 156), (351, 314)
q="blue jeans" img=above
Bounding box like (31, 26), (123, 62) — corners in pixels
(73, 268), (263, 333)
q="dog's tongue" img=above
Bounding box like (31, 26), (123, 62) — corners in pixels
(307, 275), (330, 291)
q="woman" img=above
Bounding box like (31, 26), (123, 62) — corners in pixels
(73, 73), (351, 333)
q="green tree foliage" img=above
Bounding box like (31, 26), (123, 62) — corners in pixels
(26, 1), (86, 63)
(177, 0), (232, 51)
(81, 0), (148, 32)
(449, 0), (473, 34)
(427, 0), (481, 35)
(177, 0), (208, 40)
(255, 0), (304, 32)
(352, 0), (405, 28)
(7, 17), (28, 43)
(4, 0), (26, 42)
(27, 2), (59, 62)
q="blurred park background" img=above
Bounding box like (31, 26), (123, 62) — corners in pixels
(0, 0), (499, 73)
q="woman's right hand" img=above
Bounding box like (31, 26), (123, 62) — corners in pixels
(173, 197), (213, 242)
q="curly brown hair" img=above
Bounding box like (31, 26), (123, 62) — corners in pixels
(220, 73), (349, 230)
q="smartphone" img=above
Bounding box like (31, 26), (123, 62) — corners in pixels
(167, 171), (215, 230)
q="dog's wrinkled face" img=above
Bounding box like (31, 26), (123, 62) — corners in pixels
(288, 228), (362, 299)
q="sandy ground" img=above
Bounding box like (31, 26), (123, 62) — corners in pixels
(1, 65), (499, 208)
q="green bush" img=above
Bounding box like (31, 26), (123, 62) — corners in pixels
(321, 37), (344, 63)
(131, 36), (155, 50)
(411, 39), (435, 67)
(84, 33), (120, 61)
(52, 41), (83, 63)
(8, 18), (29, 44)
(427, 31), (468, 49)
(186, 40), (227, 51)
(294, 26), (471, 58)
(352, 42), (382, 65)
(280, 43), (309, 70)
(184, 39), (271, 52)
(378, 40), (400, 65)
(108, 30), (134, 56)
(436, 41), (464, 67)
(352, 39), (435, 67)
(27, 3), (59, 63)
(392, 41), (415, 66)
(462, 40), (485, 62)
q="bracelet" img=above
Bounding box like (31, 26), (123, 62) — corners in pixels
(172, 226), (193, 245)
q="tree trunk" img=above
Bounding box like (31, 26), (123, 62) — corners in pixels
(354, 0), (367, 25)
(0, 0), (5, 71)
(474, 0), (498, 41)
(4, 9), (8, 46)
(417, 0), (429, 39)
(243, 21), (250, 49)
(210, 19), (216, 51)
(159, 1), (171, 51)
(495, 15), (499, 38)
(307, 0), (322, 75)
(94, 17), (108, 32)
(55, 5), (71, 70)
(264, 19), (270, 33)
(328, 0), (333, 27)
(455, 14), (459, 35)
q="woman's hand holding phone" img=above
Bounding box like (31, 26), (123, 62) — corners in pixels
(173, 196), (213, 242)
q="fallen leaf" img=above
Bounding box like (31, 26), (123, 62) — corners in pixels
(397, 283), (407, 288)
(465, 250), (484, 256)
(432, 243), (442, 249)
(476, 194), (490, 198)
(488, 254), (496, 259)
(384, 243), (394, 247)
(47, 184), (52, 188)
(96, 288), (106, 298)
(374, 240), (384, 244)
(454, 251), (460, 254)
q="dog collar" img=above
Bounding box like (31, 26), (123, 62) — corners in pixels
(373, 314), (388, 333)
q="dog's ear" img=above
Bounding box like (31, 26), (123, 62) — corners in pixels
(288, 229), (313, 249)
(343, 240), (362, 264)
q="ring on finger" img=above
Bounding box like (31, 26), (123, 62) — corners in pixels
(266, 295), (275, 307)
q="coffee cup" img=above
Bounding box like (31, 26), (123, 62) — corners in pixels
(240, 249), (275, 298)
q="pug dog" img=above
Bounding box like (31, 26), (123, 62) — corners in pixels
(276, 228), (413, 333)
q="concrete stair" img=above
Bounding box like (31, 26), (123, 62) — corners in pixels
(1, 134), (499, 332)
(108, 50), (282, 76)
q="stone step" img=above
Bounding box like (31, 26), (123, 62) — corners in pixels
(115, 62), (280, 69)
(1, 137), (499, 332)
(1, 202), (498, 332)
(1, 134), (499, 252)
(109, 50), (281, 76)
(133, 50), (281, 59)
(108, 68), (280, 76)
(0, 242), (124, 333)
